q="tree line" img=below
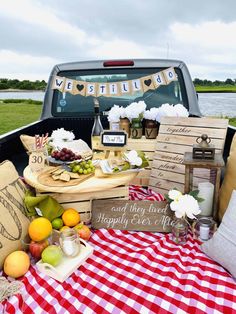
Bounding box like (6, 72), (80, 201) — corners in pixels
(0, 78), (47, 90)
(193, 78), (236, 86)
(0, 77), (236, 90)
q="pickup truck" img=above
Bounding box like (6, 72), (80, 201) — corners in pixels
(0, 59), (235, 175)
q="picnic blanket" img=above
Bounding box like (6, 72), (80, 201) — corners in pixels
(1, 186), (236, 313)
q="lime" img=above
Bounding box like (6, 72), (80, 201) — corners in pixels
(51, 217), (64, 230)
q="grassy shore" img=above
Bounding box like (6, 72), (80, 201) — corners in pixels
(0, 99), (235, 136)
(0, 100), (42, 135)
(195, 85), (236, 93)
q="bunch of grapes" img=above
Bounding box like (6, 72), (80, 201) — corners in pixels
(69, 160), (95, 175)
(51, 148), (82, 162)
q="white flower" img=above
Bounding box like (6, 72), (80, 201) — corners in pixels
(124, 101), (147, 120)
(168, 189), (182, 201)
(51, 128), (75, 142)
(174, 104), (189, 117)
(170, 194), (201, 219)
(123, 150), (142, 167)
(144, 107), (159, 120)
(108, 105), (124, 122)
(156, 103), (189, 122)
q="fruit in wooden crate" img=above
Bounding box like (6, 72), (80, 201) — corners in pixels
(74, 223), (91, 241)
(4, 251), (30, 278)
(41, 245), (63, 267)
(29, 239), (49, 260)
(28, 217), (52, 242)
(62, 208), (80, 227)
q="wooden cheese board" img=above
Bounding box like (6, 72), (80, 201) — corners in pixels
(37, 168), (94, 187)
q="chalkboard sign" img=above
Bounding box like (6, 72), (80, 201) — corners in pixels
(101, 131), (127, 147)
(92, 200), (174, 232)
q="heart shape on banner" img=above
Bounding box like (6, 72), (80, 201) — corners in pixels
(77, 84), (84, 91)
(144, 79), (152, 86)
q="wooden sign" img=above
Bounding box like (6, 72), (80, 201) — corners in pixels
(92, 199), (174, 232)
(101, 131), (127, 147)
(29, 150), (46, 172)
(149, 117), (228, 196)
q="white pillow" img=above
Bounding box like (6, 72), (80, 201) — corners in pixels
(201, 190), (236, 278)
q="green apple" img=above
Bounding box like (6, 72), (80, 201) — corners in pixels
(41, 245), (63, 267)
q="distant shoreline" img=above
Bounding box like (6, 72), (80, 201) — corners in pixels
(0, 89), (44, 93)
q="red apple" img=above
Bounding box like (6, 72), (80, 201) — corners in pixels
(74, 223), (91, 241)
(29, 240), (49, 260)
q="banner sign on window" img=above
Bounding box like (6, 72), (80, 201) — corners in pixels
(51, 67), (177, 97)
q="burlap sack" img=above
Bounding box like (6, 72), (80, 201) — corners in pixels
(0, 160), (30, 269)
(20, 134), (35, 152)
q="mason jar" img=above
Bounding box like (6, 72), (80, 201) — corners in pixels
(131, 118), (143, 139)
(145, 119), (158, 139)
(59, 228), (80, 257)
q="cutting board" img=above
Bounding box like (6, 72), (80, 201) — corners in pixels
(37, 168), (94, 187)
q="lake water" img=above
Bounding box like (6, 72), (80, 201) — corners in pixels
(0, 91), (235, 117)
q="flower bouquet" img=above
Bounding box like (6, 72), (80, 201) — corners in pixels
(165, 189), (203, 244)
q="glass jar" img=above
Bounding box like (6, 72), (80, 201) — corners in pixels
(171, 217), (188, 245)
(119, 118), (130, 137)
(110, 121), (120, 131)
(193, 217), (216, 242)
(145, 119), (158, 139)
(131, 118), (143, 139)
(59, 228), (80, 257)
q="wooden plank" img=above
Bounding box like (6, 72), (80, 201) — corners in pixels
(92, 199), (174, 232)
(160, 125), (227, 139)
(155, 142), (221, 155)
(152, 159), (185, 174)
(127, 137), (156, 151)
(42, 185), (129, 202)
(149, 176), (184, 192)
(160, 117), (228, 128)
(156, 134), (224, 149)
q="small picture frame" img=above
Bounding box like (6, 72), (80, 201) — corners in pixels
(101, 131), (127, 147)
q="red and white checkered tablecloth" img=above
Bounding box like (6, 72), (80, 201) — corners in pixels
(1, 187), (236, 313)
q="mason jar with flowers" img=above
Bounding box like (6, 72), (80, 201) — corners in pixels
(165, 189), (203, 245)
(107, 105), (124, 131)
(125, 101), (147, 139)
(155, 103), (189, 124)
(143, 108), (159, 139)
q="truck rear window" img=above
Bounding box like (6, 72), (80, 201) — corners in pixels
(51, 67), (188, 117)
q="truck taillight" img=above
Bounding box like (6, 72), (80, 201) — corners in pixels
(103, 60), (134, 67)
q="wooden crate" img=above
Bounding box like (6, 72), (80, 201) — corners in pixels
(126, 137), (156, 186)
(37, 185), (129, 224)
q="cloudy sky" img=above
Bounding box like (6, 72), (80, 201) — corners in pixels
(1, 0), (236, 82)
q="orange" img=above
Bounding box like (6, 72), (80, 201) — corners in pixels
(60, 225), (70, 232)
(28, 217), (52, 242)
(4, 250), (30, 278)
(62, 208), (80, 227)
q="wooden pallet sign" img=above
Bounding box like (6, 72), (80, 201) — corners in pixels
(149, 117), (228, 196)
(92, 199), (174, 232)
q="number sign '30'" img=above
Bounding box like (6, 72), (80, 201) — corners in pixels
(29, 151), (46, 172)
